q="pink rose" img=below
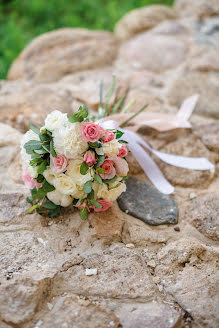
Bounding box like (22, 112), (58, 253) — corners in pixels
(113, 157), (129, 176)
(100, 159), (116, 180)
(51, 154), (68, 173)
(90, 199), (113, 212)
(118, 144), (128, 158)
(76, 203), (90, 212)
(102, 130), (115, 143)
(84, 150), (96, 166)
(80, 122), (103, 143)
(22, 170), (42, 190)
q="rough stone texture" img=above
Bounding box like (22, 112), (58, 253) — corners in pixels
(118, 34), (186, 72)
(115, 5), (177, 40)
(89, 204), (124, 242)
(168, 72), (219, 118)
(1, 1), (219, 327)
(175, 0), (219, 18)
(8, 28), (118, 83)
(184, 193), (219, 241)
(118, 177), (178, 226)
(156, 135), (216, 188)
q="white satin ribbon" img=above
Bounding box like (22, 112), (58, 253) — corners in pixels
(100, 119), (215, 195)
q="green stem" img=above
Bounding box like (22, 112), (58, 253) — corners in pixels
(120, 104), (148, 128)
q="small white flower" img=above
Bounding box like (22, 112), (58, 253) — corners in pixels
(43, 168), (57, 185)
(20, 130), (40, 168)
(45, 110), (68, 132)
(47, 190), (72, 207)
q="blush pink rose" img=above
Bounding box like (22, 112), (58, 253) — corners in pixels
(51, 154), (69, 173)
(90, 199), (113, 212)
(100, 159), (116, 179)
(22, 170), (42, 190)
(102, 130), (115, 143)
(84, 151), (96, 166)
(113, 157), (129, 176)
(80, 122), (103, 143)
(118, 144), (128, 158)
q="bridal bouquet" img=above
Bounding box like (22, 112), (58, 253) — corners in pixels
(21, 102), (129, 219)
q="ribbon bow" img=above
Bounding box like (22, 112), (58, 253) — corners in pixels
(100, 95), (215, 194)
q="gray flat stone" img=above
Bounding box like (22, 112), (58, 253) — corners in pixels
(118, 177), (178, 226)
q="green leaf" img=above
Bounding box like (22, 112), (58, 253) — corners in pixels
(26, 197), (33, 204)
(42, 200), (57, 209)
(28, 204), (40, 213)
(118, 140), (128, 144)
(121, 176), (129, 181)
(42, 180), (55, 192)
(96, 155), (105, 168)
(88, 141), (101, 148)
(48, 206), (61, 217)
(50, 140), (57, 157)
(29, 123), (40, 135)
(94, 174), (102, 184)
(116, 130), (124, 139)
(109, 183), (121, 190)
(31, 153), (41, 160)
(41, 143), (50, 152)
(36, 174), (44, 183)
(110, 94), (125, 115)
(103, 176), (117, 184)
(34, 148), (48, 154)
(39, 133), (50, 142)
(83, 180), (92, 194)
(24, 140), (42, 153)
(88, 199), (102, 209)
(46, 130), (52, 137)
(96, 167), (105, 174)
(120, 104), (148, 128)
(31, 187), (37, 199)
(87, 189), (94, 200)
(80, 162), (89, 175)
(80, 206), (88, 220)
(37, 160), (47, 174)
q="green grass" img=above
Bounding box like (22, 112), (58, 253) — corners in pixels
(0, 0), (173, 79)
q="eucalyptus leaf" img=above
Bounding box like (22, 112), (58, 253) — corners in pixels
(41, 143), (50, 152)
(42, 180), (55, 192)
(94, 174), (102, 184)
(87, 189), (94, 200)
(103, 176), (117, 184)
(37, 160), (47, 174)
(96, 155), (105, 168)
(83, 180), (92, 194)
(88, 199), (102, 209)
(29, 123), (40, 135)
(96, 167), (105, 174)
(28, 204), (40, 213)
(48, 206), (61, 217)
(50, 140), (57, 157)
(43, 200), (57, 209)
(80, 206), (88, 220)
(80, 162), (89, 175)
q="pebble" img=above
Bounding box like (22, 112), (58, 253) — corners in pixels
(174, 226), (180, 232)
(126, 243), (135, 249)
(118, 177), (178, 226)
(85, 268), (97, 276)
(147, 260), (156, 268)
(189, 192), (197, 200)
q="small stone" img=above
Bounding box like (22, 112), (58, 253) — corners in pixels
(47, 303), (53, 311)
(125, 243), (135, 249)
(85, 268), (98, 276)
(147, 260), (156, 268)
(158, 285), (164, 292)
(118, 177), (178, 226)
(174, 226), (180, 232)
(189, 192), (197, 200)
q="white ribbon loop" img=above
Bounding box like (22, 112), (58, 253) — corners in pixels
(100, 95), (215, 195)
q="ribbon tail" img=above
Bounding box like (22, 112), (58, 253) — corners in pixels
(177, 94), (199, 122)
(127, 142), (174, 195)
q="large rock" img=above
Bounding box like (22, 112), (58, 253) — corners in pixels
(168, 72), (219, 118)
(118, 33), (186, 72)
(184, 193), (219, 241)
(0, 81), (73, 132)
(8, 28), (118, 83)
(193, 121), (219, 153)
(115, 5), (177, 40)
(175, 0), (219, 18)
(155, 239), (219, 328)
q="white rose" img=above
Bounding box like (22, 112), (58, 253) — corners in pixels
(45, 110), (68, 132)
(20, 130), (40, 167)
(92, 180), (126, 201)
(47, 190), (72, 207)
(53, 122), (88, 159)
(43, 168), (57, 185)
(66, 159), (94, 186)
(28, 165), (38, 179)
(102, 140), (120, 157)
(54, 174), (77, 196)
